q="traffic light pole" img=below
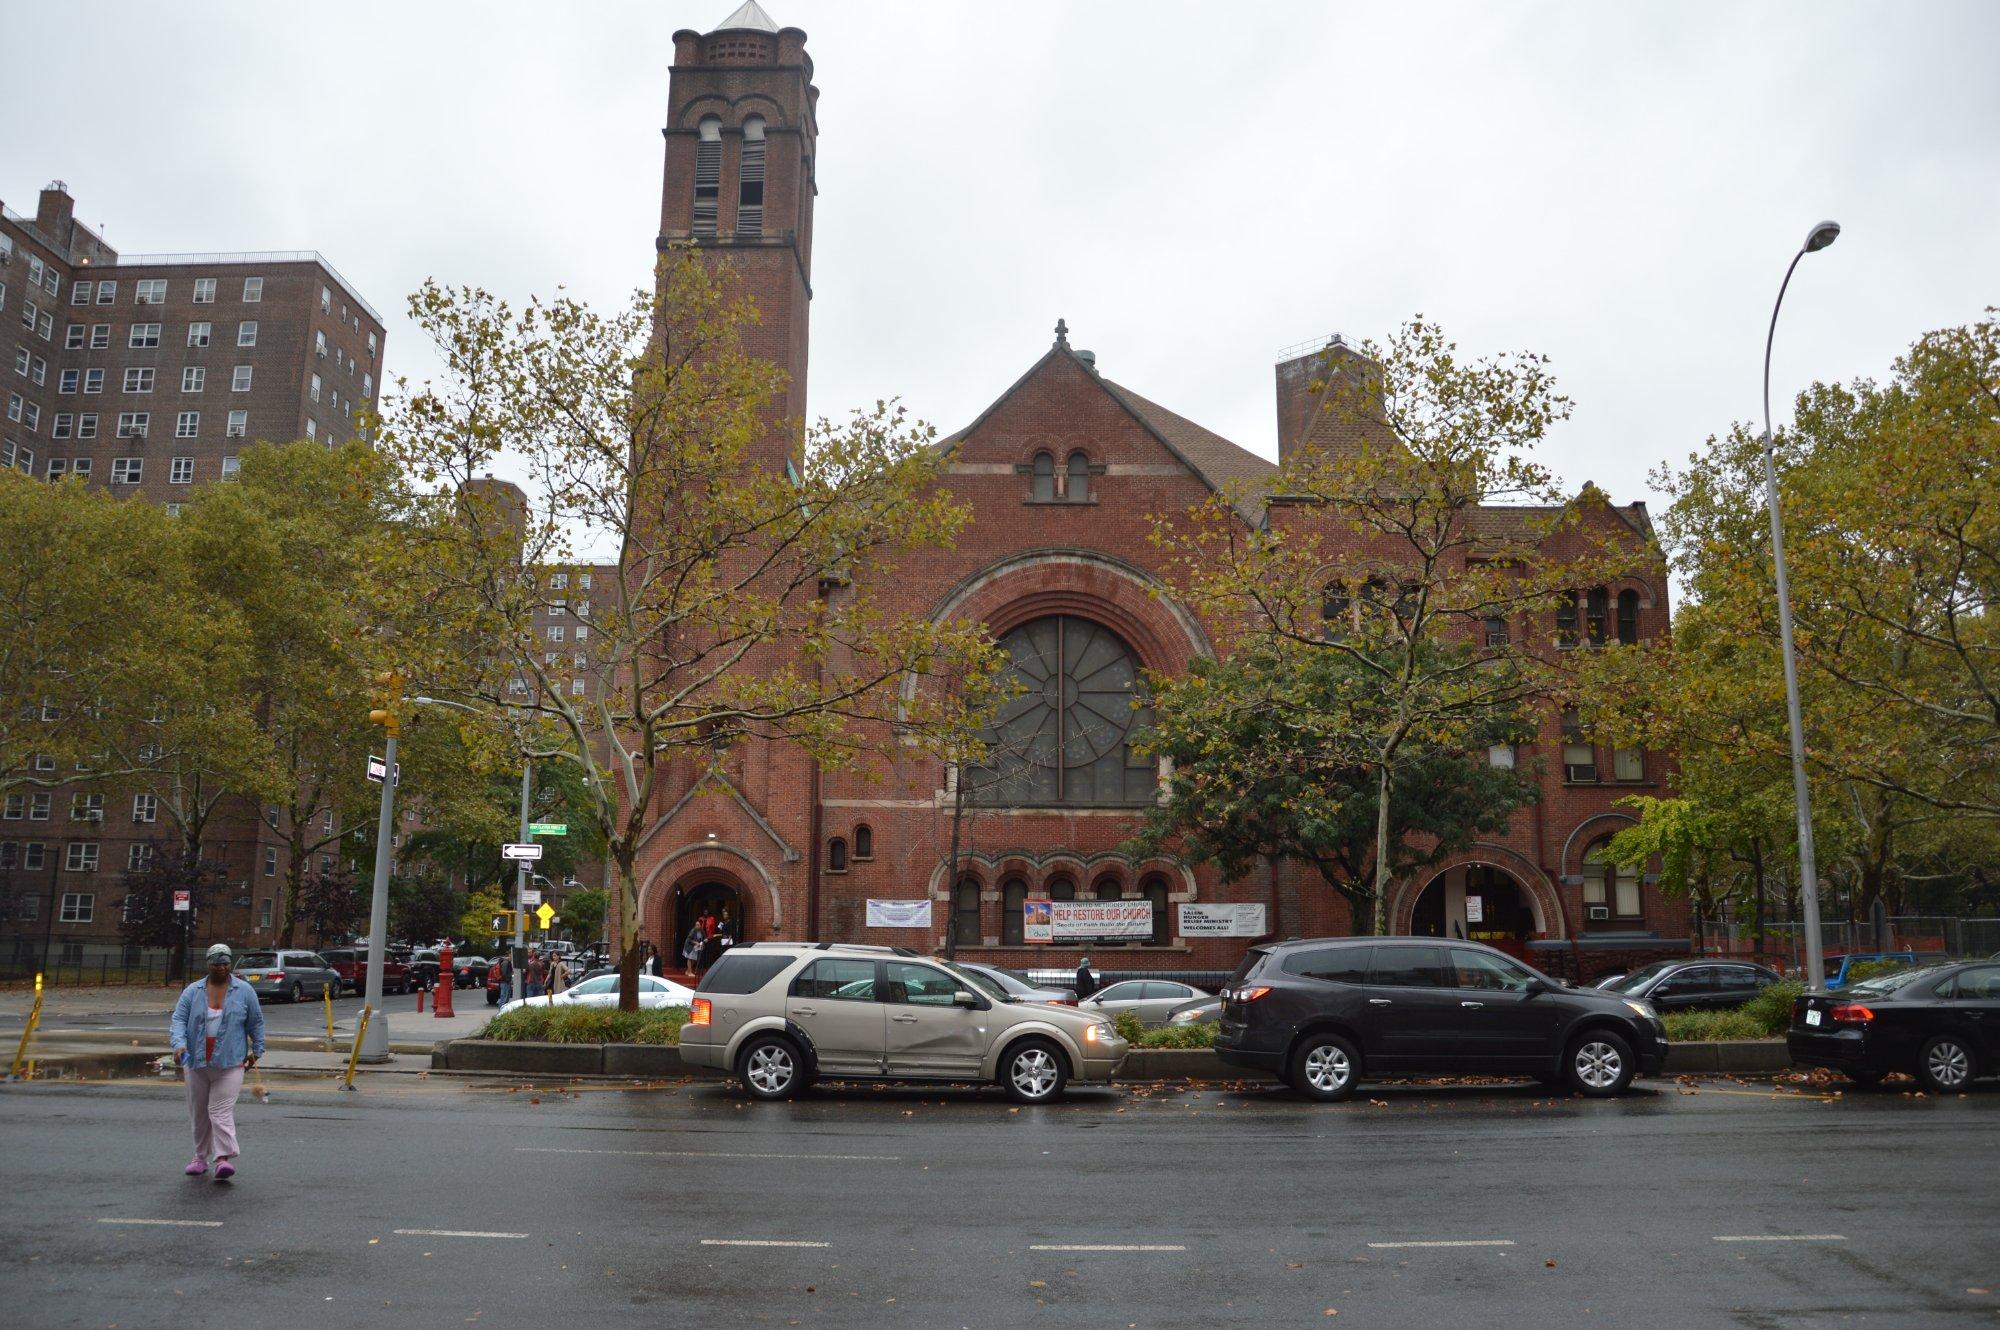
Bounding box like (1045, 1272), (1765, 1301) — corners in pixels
(357, 730), (398, 1062)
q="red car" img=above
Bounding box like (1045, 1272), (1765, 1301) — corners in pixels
(322, 947), (412, 995)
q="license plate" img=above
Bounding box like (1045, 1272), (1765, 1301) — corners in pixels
(1805, 1008), (1822, 1027)
(243, 973), (264, 981)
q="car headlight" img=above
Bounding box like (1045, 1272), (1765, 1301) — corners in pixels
(1083, 1022), (1114, 1044)
(1623, 999), (1657, 1020)
(1169, 1010), (1195, 1025)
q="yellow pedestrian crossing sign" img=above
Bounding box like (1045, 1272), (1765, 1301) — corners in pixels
(535, 902), (556, 930)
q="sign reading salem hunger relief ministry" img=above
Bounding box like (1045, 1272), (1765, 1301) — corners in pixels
(1177, 903), (1267, 937)
(865, 899), (933, 929)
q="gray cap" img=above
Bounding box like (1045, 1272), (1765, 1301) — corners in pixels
(205, 943), (233, 965)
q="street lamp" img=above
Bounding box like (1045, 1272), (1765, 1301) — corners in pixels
(1760, 219), (1840, 989)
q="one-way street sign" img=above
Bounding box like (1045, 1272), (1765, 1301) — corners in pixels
(500, 842), (544, 862)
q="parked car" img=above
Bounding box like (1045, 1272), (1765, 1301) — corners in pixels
(1788, 960), (2000, 1092)
(407, 949), (442, 990)
(453, 955), (492, 988)
(1083, 979), (1214, 1027)
(1824, 952), (1921, 989)
(949, 960), (1077, 1006)
(234, 949), (344, 1003)
(1166, 996), (1222, 1027)
(320, 947), (412, 995)
(1602, 960), (1783, 1012)
(498, 972), (695, 1015)
(1591, 973), (1628, 990)
(678, 943), (1130, 1104)
(1214, 937), (1668, 1101)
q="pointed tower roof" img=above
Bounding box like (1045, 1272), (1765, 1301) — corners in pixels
(711, 0), (779, 33)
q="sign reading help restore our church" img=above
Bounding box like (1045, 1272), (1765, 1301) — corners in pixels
(1176, 903), (1267, 937)
(866, 899), (933, 929)
(1046, 900), (1154, 941)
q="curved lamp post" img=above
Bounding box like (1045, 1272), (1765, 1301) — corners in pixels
(1761, 219), (1839, 988)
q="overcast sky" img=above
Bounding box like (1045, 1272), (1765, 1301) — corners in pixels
(5, 1), (1996, 528)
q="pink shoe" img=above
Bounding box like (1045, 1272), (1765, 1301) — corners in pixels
(184, 1157), (207, 1176)
(213, 1160), (235, 1181)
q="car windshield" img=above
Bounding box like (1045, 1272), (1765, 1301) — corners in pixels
(1845, 965), (1946, 997)
(947, 963), (1013, 1000)
(235, 952), (278, 968)
(1607, 961), (1677, 993)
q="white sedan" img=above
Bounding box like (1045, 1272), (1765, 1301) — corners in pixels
(498, 973), (695, 1015)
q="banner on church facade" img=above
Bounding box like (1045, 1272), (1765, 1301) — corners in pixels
(1023, 899), (1153, 943)
(1177, 903), (1267, 937)
(865, 898), (933, 929)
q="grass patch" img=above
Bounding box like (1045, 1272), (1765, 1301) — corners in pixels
(478, 1005), (689, 1045)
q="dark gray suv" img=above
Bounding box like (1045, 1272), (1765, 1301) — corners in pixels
(1214, 937), (1669, 1100)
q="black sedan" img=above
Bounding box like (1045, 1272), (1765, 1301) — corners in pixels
(1603, 959), (1783, 1012)
(1787, 961), (2000, 1092)
(453, 955), (492, 988)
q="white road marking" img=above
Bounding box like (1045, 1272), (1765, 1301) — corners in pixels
(1030, 1244), (1188, 1253)
(98, 1218), (223, 1228)
(392, 1229), (527, 1239)
(700, 1238), (832, 1248)
(1367, 1239), (1516, 1249)
(1713, 1234), (1847, 1243)
(517, 1146), (900, 1162)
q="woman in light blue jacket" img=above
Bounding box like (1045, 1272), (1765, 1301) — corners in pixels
(169, 943), (266, 1180)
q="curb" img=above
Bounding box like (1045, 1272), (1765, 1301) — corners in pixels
(27, 1029), (443, 1055)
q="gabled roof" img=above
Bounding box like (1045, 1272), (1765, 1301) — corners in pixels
(939, 341), (1277, 524)
(711, 1), (779, 33)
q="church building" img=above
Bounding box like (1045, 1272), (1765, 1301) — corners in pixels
(626, 4), (1685, 982)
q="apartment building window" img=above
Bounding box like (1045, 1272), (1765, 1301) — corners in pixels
(237, 320), (258, 348)
(322, 810), (334, 834)
(579, 573), (592, 590)
(20, 299), (36, 331)
(180, 367), (205, 394)
(132, 793), (159, 825)
(26, 255), (44, 289)
(60, 891), (96, 923)
(37, 309), (53, 340)
(95, 281), (116, 304)
(89, 323), (108, 349)
(570, 678), (585, 697)
(193, 278), (216, 304)
(231, 366), (252, 392)
(2, 441), (30, 474)
(16, 892), (39, 921)
(543, 650), (558, 666)
(362, 373), (372, 398)
(187, 321), (211, 347)
(547, 625), (565, 643)
(242, 277), (263, 302)
(111, 457), (143, 484)
(175, 411), (198, 438)
(226, 410), (246, 437)
(22, 844), (45, 871)
(66, 323), (84, 349)
(23, 402), (39, 432)
(1560, 710), (1596, 783)
(309, 373), (321, 402)
(116, 413), (148, 438)
(319, 285), (331, 314)
(124, 367), (155, 393)
(258, 898), (273, 929)
(136, 279), (167, 305)
(83, 368), (105, 394)
(76, 413), (97, 439)
(12, 347), (28, 377)
(2, 794), (22, 819)
(263, 847), (277, 877)
(45, 457), (68, 480)
(52, 413), (72, 439)
(169, 456), (194, 484)
(30, 792), (51, 820)
(66, 457), (89, 479)
(221, 455), (240, 480)
(314, 330), (327, 358)
(304, 418), (317, 440)
(71, 793), (104, 822)
(30, 356), (46, 386)
(1612, 747), (1646, 782)
(6, 392), (20, 421)
(164, 503), (182, 516)
(64, 844), (99, 875)
(367, 331), (377, 359)
(127, 843), (156, 873)
(59, 368), (78, 394)
(71, 280), (92, 306)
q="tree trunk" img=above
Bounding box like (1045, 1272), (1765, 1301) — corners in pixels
(614, 841), (643, 1012)
(943, 764), (966, 960)
(1371, 763), (1392, 936)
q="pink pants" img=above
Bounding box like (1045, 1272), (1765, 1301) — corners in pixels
(186, 1065), (243, 1161)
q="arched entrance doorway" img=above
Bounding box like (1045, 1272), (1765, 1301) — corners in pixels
(671, 880), (741, 974)
(1409, 864), (1544, 957)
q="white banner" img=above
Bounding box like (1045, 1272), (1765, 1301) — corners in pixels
(1045, 900), (1153, 941)
(866, 898), (933, 929)
(1177, 903), (1267, 938)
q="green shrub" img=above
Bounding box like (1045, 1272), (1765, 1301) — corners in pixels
(1663, 1008), (1767, 1042)
(1132, 1021), (1217, 1050)
(1740, 979), (1804, 1036)
(1112, 1010), (1146, 1044)
(1844, 959), (1910, 986)
(479, 1005), (689, 1045)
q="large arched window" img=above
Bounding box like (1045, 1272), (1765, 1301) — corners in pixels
(952, 876), (982, 946)
(1001, 877), (1028, 945)
(966, 616), (1155, 806)
(1065, 451), (1092, 502)
(1029, 451), (1056, 502)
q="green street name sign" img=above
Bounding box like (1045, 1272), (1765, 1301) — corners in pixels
(527, 823), (568, 837)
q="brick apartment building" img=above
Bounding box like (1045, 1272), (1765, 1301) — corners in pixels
(621, 4), (1686, 981)
(0, 181), (387, 974)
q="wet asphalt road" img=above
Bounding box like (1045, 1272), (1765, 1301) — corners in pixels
(1, 1071), (1995, 1328)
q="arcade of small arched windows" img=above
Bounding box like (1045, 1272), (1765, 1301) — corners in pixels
(1556, 586), (1645, 649)
(947, 866), (1177, 949)
(825, 824), (875, 874)
(1023, 449), (1100, 504)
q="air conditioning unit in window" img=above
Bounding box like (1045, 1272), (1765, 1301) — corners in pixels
(1586, 905), (1610, 921)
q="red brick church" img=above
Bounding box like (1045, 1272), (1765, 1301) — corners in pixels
(625, 3), (1685, 981)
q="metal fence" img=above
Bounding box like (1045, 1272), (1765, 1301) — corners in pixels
(1695, 916), (2000, 971)
(0, 949), (182, 988)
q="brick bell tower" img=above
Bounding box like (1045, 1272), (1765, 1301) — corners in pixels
(661, 1), (819, 472)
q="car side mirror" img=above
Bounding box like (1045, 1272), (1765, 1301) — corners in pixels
(953, 990), (981, 1009)
(1524, 978), (1549, 997)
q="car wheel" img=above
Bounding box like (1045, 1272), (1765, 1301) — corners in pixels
(289, 982), (303, 1004)
(1001, 1038), (1068, 1104)
(738, 1035), (804, 1101)
(1917, 1034), (1976, 1093)
(1842, 1069), (1885, 1089)
(1288, 1033), (1359, 1103)
(1565, 1030), (1636, 1097)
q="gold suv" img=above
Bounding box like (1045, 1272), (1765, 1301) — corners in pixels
(678, 943), (1129, 1103)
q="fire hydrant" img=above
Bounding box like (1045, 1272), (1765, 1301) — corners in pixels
(434, 941), (456, 1018)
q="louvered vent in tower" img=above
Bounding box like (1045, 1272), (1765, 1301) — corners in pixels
(736, 116), (767, 235)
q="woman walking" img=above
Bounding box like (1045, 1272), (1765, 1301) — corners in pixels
(169, 943), (266, 1181)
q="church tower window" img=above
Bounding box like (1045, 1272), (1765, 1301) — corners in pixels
(737, 116), (767, 235)
(693, 116), (723, 237)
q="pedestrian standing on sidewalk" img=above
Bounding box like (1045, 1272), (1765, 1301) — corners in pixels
(496, 953), (514, 1007)
(524, 951), (546, 1001)
(168, 943), (265, 1182)
(682, 920), (707, 977)
(549, 952), (570, 997)
(1075, 951), (1099, 1000)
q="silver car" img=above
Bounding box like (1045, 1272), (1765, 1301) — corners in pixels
(1083, 979), (1214, 1027)
(234, 949), (342, 1003)
(678, 943), (1129, 1103)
